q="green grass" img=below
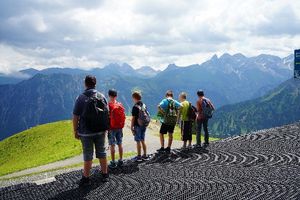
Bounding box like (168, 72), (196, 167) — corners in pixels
(0, 121), (82, 176)
(0, 119), (139, 177)
(0, 152), (136, 181)
(172, 126), (219, 142)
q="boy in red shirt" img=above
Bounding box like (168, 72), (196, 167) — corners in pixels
(108, 89), (126, 168)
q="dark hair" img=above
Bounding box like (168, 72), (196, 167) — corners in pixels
(85, 75), (96, 88)
(165, 90), (173, 97)
(180, 92), (187, 99)
(132, 91), (142, 100)
(197, 90), (204, 97)
(108, 89), (117, 97)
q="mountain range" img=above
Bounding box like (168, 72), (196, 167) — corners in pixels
(210, 78), (300, 138)
(0, 53), (294, 140)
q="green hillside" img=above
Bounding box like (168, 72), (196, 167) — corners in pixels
(210, 79), (300, 138)
(0, 121), (82, 176)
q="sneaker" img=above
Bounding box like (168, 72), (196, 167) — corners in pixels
(132, 156), (143, 162)
(165, 147), (171, 153)
(101, 173), (109, 183)
(142, 155), (150, 161)
(203, 143), (209, 148)
(194, 144), (202, 149)
(157, 147), (165, 153)
(78, 176), (91, 187)
(108, 161), (117, 169)
(117, 160), (124, 167)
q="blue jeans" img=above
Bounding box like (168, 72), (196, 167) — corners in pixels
(80, 133), (106, 161)
(196, 119), (209, 145)
(134, 126), (146, 142)
(108, 129), (123, 145)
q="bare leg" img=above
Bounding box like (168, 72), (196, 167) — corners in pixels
(188, 140), (192, 147)
(99, 158), (108, 174)
(83, 160), (93, 177)
(136, 141), (142, 156)
(183, 141), (187, 148)
(160, 134), (165, 148)
(141, 140), (147, 155)
(168, 133), (173, 148)
(110, 144), (115, 161)
(118, 144), (123, 160)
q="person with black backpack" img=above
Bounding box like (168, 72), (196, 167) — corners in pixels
(196, 90), (215, 148)
(157, 90), (182, 154)
(131, 91), (151, 162)
(72, 75), (109, 187)
(178, 92), (197, 149)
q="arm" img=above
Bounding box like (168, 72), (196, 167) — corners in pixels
(72, 115), (80, 140)
(158, 105), (165, 114)
(158, 99), (166, 114)
(209, 101), (216, 110)
(131, 116), (136, 135)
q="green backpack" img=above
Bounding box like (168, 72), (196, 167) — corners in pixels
(163, 99), (178, 126)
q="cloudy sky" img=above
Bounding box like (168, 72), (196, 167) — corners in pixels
(0, 0), (299, 73)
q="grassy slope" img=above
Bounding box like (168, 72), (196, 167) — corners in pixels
(0, 121), (82, 176)
(0, 120), (219, 177)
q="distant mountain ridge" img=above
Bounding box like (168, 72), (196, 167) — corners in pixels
(0, 53), (294, 140)
(0, 53), (293, 84)
(210, 78), (300, 138)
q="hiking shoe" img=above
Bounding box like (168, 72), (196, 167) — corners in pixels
(101, 173), (109, 183)
(157, 147), (165, 153)
(142, 155), (150, 161)
(194, 144), (202, 149)
(132, 156), (143, 162)
(165, 147), (171, 153)
(203, 143), (209, 148)
(108, 161), (117, 169)
(78, 176), (91, 187)
(117, 160), (124, 167)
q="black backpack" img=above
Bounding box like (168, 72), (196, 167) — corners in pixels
(82, 91), (109, 133)
(187, 102), (197, 121)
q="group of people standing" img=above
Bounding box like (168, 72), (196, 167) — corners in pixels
(73, 75), (215, 186)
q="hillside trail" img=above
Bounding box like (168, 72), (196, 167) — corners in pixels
(1, 120), (182, 179)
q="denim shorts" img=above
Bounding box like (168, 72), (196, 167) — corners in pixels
(80, 132), (107, 161)
(108, 129), (123, 145)
(134, 126), (146, 142)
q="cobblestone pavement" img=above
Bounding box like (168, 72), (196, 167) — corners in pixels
(1, 123), (300, 199)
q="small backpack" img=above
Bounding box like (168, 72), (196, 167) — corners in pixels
(82, 92), (110, 133)
(163, 99), (178, 126)
(110, 102), (126, 129)
(136, 103), (151, 127)
(187, 102), (197, 121)
(202, 98), (214, 119)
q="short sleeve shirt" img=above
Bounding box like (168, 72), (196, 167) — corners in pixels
(180, 100), (190, 121)
(159, 98), (182, 112)
(73, 89), (108, 136)
(132, 101), (144, 127)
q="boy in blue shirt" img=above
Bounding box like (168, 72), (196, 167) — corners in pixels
(157, 90), (182, 153)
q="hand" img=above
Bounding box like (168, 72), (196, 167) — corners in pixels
(74, 131), (80, 140)
(131, 127), (135, 135)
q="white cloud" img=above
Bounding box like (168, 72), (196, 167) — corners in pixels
(0, 0), (299, 73)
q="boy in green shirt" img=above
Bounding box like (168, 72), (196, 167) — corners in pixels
(179, 92), (193, 148)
